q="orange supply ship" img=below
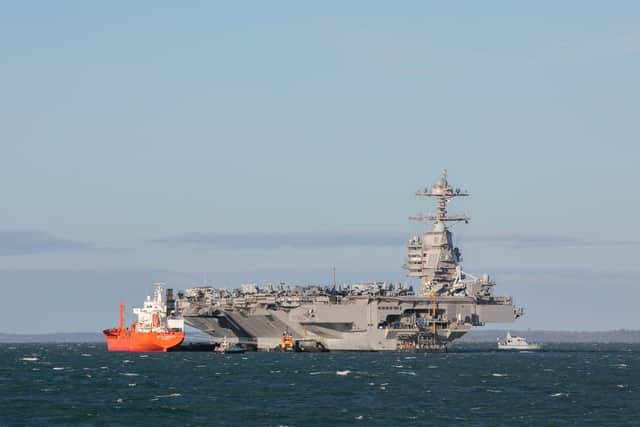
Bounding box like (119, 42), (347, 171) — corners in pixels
(103, 284), (185, 352)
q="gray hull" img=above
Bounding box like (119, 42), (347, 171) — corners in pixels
(180, 294), (519, 351)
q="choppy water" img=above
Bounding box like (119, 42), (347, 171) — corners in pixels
(1, 343), (638, 426)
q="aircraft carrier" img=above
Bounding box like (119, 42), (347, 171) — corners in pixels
(174, 172), (524, 351)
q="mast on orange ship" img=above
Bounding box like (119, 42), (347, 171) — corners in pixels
(118, 301), (125, 331)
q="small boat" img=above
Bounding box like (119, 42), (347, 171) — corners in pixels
(497, 332), (542, 350)
(103, 284), (185, 352)
(214, 337), (246, 354)
(273, 331), (295, 352)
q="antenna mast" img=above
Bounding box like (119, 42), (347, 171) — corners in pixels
(409, 170), (470, 224)
(405, 170), (470, 296)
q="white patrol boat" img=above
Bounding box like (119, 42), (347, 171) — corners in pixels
(497, 332), (542, 350)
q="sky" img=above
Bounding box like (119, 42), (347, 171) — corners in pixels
(1, 1), (639, 333)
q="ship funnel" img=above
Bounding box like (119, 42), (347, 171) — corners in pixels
(166, 288), (175, 316)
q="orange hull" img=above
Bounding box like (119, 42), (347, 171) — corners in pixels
(103, 328), (184, 352)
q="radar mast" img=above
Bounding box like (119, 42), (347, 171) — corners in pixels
(409, 169), (470, 224)
(405, 170), (470, 296)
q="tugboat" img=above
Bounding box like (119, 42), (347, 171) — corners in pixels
(497, 332), (542, 350)
(274, 331), (295, 352)
(103, 284), (185, 352)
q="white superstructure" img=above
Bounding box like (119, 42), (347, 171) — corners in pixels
(497, 332), (542, 350)
(132, 283), (184, 333)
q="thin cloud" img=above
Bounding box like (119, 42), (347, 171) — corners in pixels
(0, 230), (91, 256)
(342, 31), (534, 77)
(591, 32), (640, 55)
(154, 231), (406, 250)
(154, 230), (640, 250)
(343, 29), (640, 75)
(486, 266), (639, 283)
(462, 232), (640, 248)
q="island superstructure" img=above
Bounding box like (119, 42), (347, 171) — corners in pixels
(174, 172), (524, 351)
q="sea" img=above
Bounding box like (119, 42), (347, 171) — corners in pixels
(1, 343), (638, 426)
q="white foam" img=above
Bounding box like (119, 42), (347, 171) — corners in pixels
(492, 373), (507, 377)
(52, 367), (65, 371)
(81, 353), (92, 357)
(120, 372), (139, 376)
(398, 371), (416, 376)
(21, 357), (38, 361)
(155, 393), (182, 399)
(336, 370), (351, 376)
(550, 392), (568, 397)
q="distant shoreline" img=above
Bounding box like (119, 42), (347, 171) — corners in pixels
(2, 330), (640, 344)
(0, 332), (103, 343)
